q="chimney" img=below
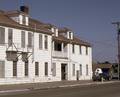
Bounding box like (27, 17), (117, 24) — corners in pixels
(20, 6), (29, 14)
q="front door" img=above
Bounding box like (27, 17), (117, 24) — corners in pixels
(61, 64), (67, 80)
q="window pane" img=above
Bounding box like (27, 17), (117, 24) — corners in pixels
(86, 47), (88, 55)
(45, 35), (48, 49)
(28, 32), (32, 48)
(13, 61), (17, 77)
(0, 61), (5, 78)
(72, 64), (75, 76)
(39, 34), (42, 49)
(52, 63), (56, 76)
(35, 62), (39, 76)
(21, 31), (25, 48)
(69, 32), (72, 39)
(0, 27), (5, 45)
(72, 44), (74, 53)
(86, 64), (88, 76)
(54, 42), (62, 51)
(80, 64), (82, 76)
(23, 15), (26, 25)
(79, 45), (82, 54)
(8, 29), (13, 46)
(25, 62), (28, 76)
(45, 62), (48, 76)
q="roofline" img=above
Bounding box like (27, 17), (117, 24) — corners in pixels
(53, 36), (92, 47)
(0, 22), (53, 35)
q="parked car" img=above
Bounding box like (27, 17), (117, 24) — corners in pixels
(92, 68), (111, 81)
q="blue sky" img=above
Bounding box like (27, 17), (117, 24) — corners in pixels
(0, 0), (120, 62)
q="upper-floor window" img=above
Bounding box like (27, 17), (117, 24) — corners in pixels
(21, 31), (25, 48)
(28, 32), (32, 48)
(39, 34), (43, 49)
(8, 29), (13, 46)
(0, 27), (5, 45)
(79, 45), (82, 54)
(69, 32), (72, 39)
(86, 46), (88, 55)
(23, 15), (26, 25)
(72, 44), (75, 54)
(44, 35), (48, 49)
(54, 42), (62, 51)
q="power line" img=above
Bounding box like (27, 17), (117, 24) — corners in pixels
(76, 34), (117, 48)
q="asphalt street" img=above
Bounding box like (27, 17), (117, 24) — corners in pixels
(0, 82), (120, 97)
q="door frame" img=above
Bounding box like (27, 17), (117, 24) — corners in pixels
(61, 63), (68, 80)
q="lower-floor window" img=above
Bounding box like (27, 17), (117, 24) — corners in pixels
(13, 61), (17, 77)
(72, 64), (75, 76)
(45, 62), (48, 76)
(86, 64), (88, 76)
(79, 64), (82, 76)
(0, 61), (5, 78)
(25, 61), (28, 76)
(52, 63), (56, 76)
(35, 62), (39, 76)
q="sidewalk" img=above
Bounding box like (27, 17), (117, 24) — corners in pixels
(0, 80), (119, 93)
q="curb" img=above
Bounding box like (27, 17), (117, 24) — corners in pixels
(31, 81), (120, 90)
(0, 81), (119, 94)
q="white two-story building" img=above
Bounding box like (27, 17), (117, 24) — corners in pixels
(0, 6), (92, 84)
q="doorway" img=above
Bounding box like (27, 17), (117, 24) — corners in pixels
(61, 64), (67, 80)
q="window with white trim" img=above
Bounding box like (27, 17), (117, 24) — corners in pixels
(28, 32), (32, 48)
(25, 61), (28, 76)
(44, 35), (48, 49)
(72, 44), (75, 54)
(8, 29), (13, 47)
(72, 64), (75, 76)
(21, 31), (25, 48)
(80, 64), (82, 76)
(45, 62), (48, 76)
(79, 45), (82, 54)
(0, 61), (5, 78)
(86, 64), (89, 76)
(39, 34), (42, 49)
(13, 61), (17, 77)
(35, 62), (39, 76)
(52, 63), (56, 76)
(86, 46), (88, 55)
(0, 27), (5, 45)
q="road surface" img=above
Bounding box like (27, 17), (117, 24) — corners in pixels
(0, 82), (120, 97)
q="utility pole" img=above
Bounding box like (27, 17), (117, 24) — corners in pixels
(112, 22), (120, 80)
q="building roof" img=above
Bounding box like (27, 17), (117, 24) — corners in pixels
(58, 27), (72, 33)
(0, 8), (91, 47)
(0, 10), (52, 35)
(53, 35), (91, 47)
(72, 36), (91, 46)
(57, 27), (91, 46)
